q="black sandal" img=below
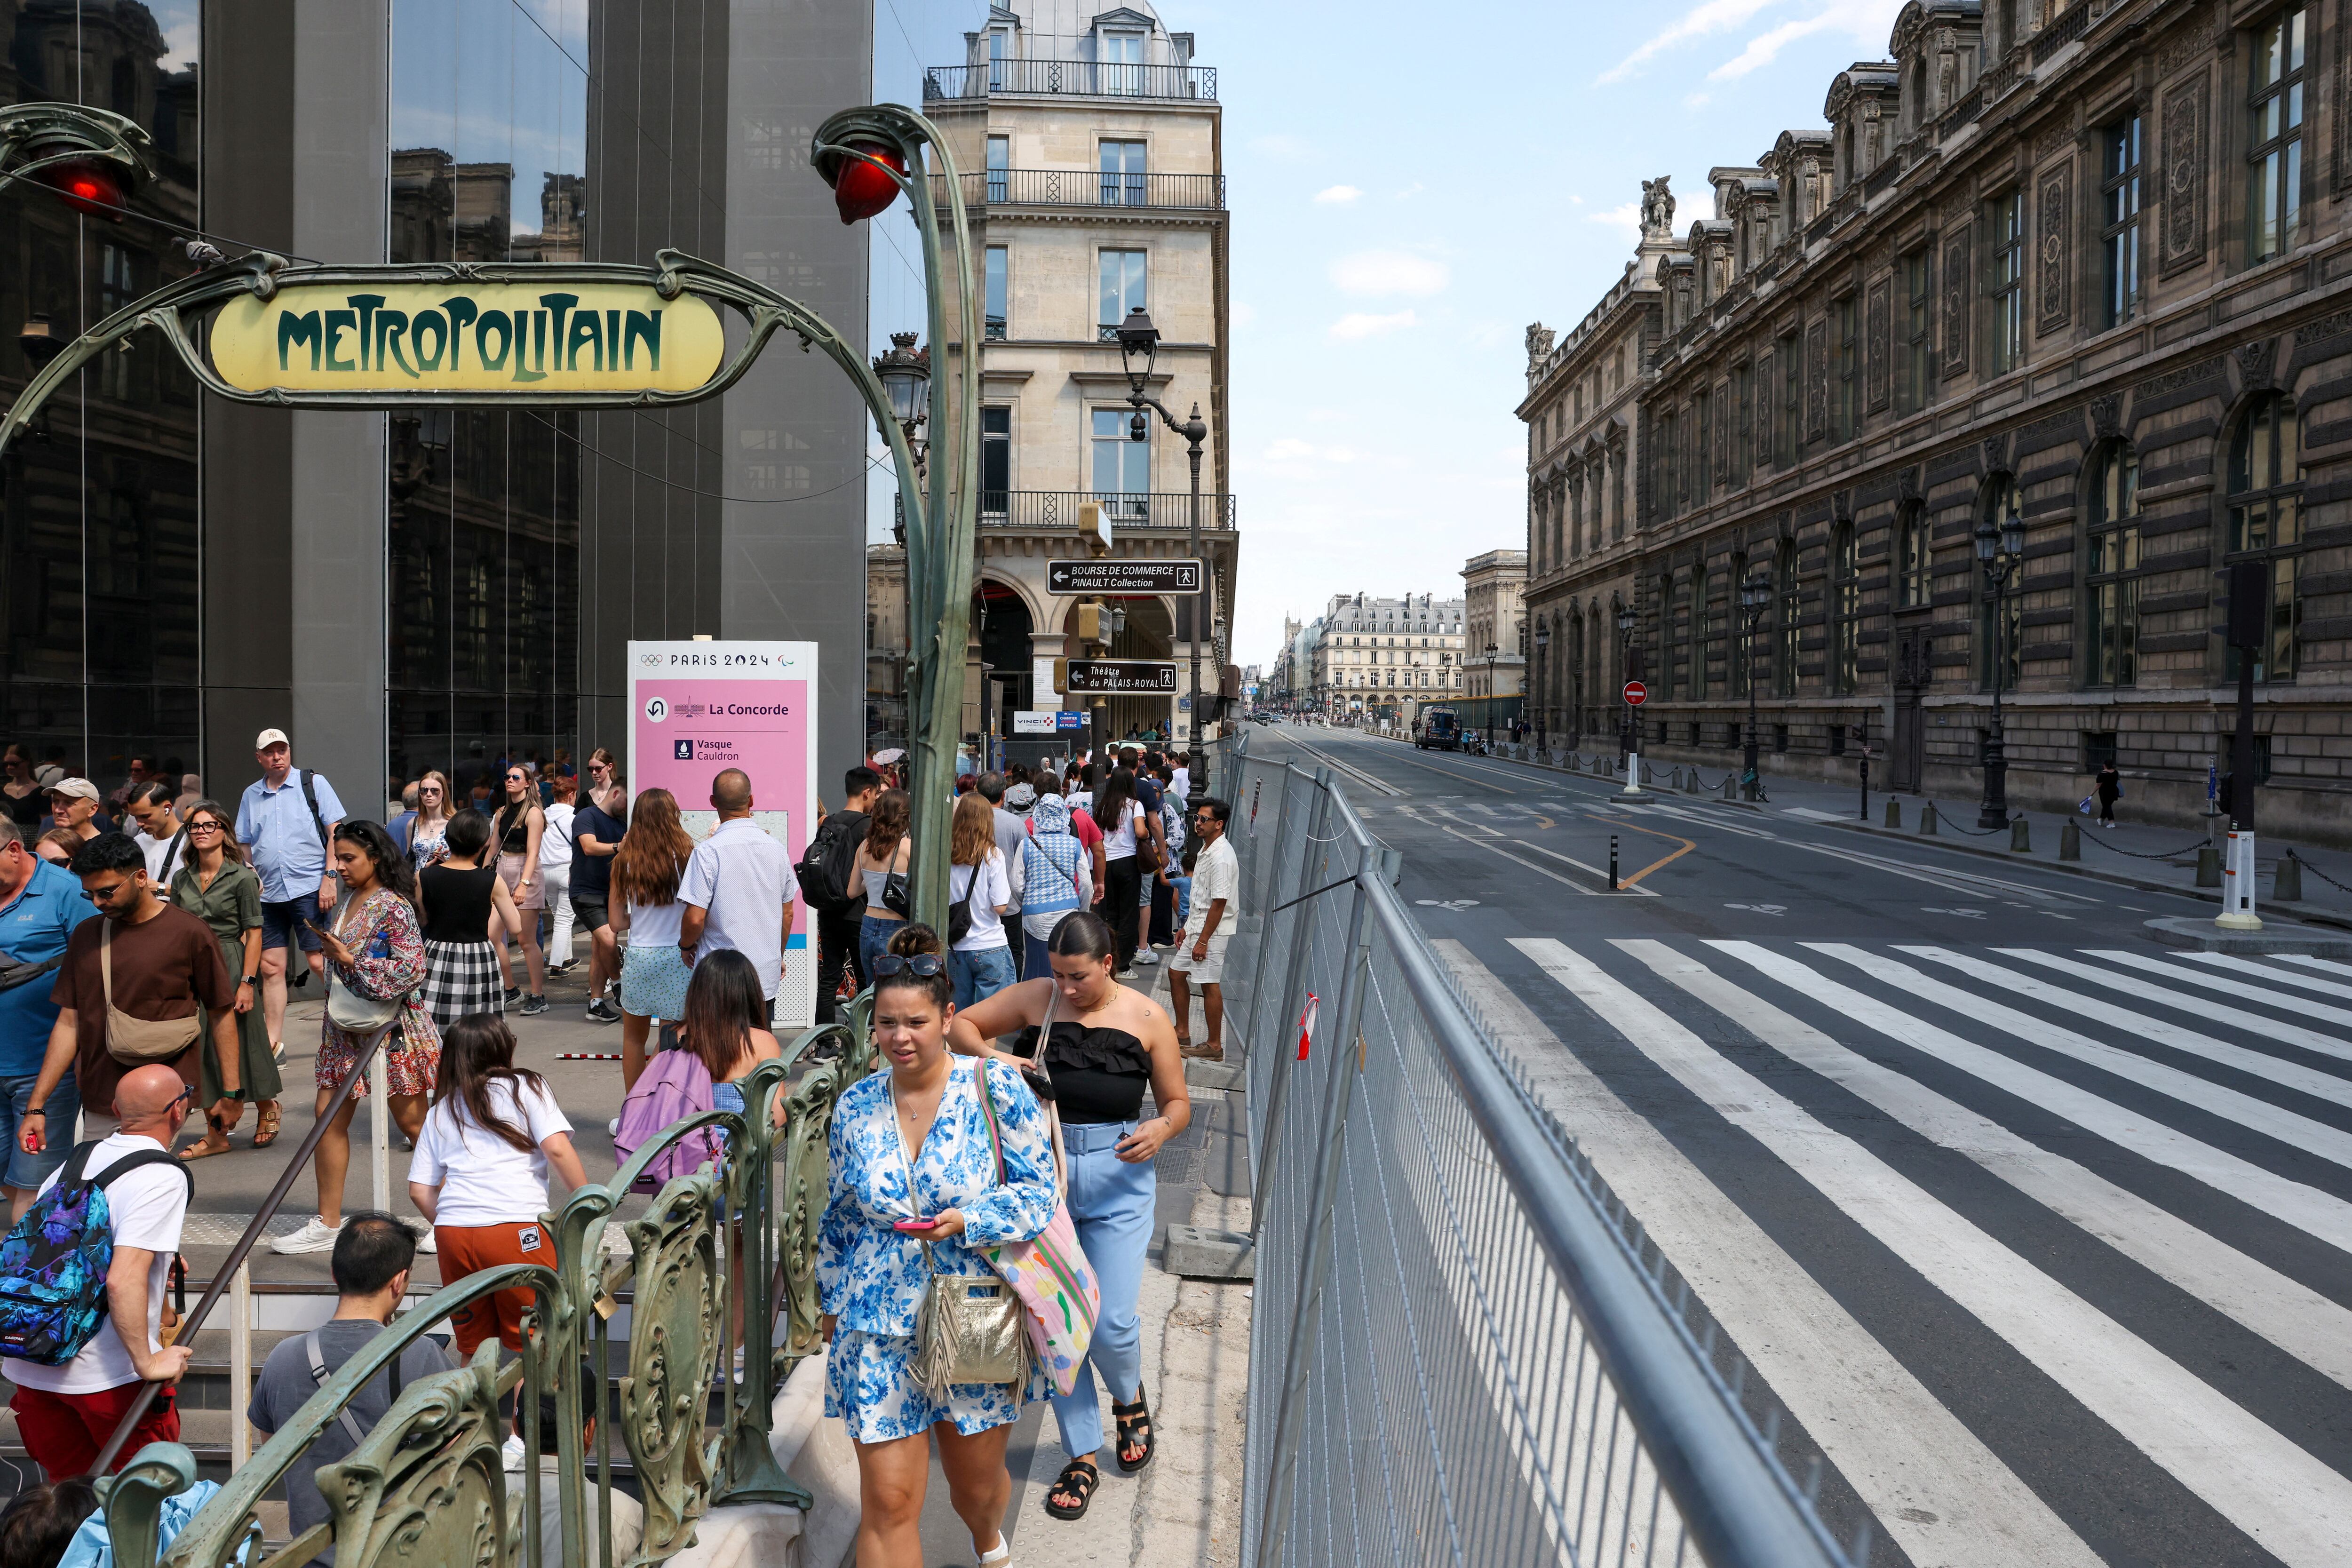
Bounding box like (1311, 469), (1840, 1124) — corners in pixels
(1112, 1391), (1155, 1473)
(1043, 1457), (1099, 1520)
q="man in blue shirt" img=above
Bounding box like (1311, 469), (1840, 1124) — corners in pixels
(235, 729), (344, 1060)
(0, 820), (91, 1218)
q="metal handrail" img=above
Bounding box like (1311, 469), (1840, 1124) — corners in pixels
(945, 168), (1225, 210)
(978, 489), (1237, 532)
(923, 60), (1219, 102)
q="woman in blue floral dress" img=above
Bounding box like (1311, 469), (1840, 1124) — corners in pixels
(818, 923), (1056, 1568)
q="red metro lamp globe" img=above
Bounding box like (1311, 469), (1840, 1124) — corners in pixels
(31, 156), (126, 220)
(829, 142), (904, 224)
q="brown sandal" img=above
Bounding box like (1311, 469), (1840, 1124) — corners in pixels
(177, 1131), (232, 1162)
(253, 1101), (282, 1148)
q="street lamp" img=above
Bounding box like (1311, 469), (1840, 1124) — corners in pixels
(1974, 507), (2027, 829)
(1615, 603), (1637, 764)
(1113, 304), (1212, 748)
(0, 102), (151, 218)
(1533, 621), (1551, 751)
(1483, 641), (1500, 748)
(1739, 570), (1770, 801)
(873, 329), (930, 740)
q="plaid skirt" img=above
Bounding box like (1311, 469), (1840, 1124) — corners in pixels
(422, 939), (506, 1027)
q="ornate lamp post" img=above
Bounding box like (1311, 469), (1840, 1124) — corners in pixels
(1533, 620), (1550, 751)
(1483, 641), (1500, 748)
(1974, 507), (2027, 828)
(1615, 603), (1637, 763)
(1113, 305), (1210, 745)
(873, 331), (929, 746)
(1740, 570), (1770, 801)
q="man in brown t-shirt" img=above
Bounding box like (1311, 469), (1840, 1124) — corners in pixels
(25, 833), (239, 1147)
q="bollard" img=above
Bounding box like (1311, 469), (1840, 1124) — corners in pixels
(2195, 841), (2222, 887)
(1883, 797), (1901, 829)
(1721, 774), (1737, 801)
(1919, 801), (1939, 835)
(2010, 816), (2032, 854)
(2059, 820), (2081, 860)
(2277, 850), (2305, 904)
(1684, 767), (1700, 795)
(1610, 835), (1620, 891)
(2218, 829), (2263, 930)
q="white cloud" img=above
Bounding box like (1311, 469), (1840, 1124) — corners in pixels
(1590, 201), (1645, 242)
(1599, 0), (1779, 83)
(1685, 91), (1712, 108)
(1328, 251), (1450, 298)
(1328, 310), (1418, 342)
(1312, 184), (1362, 204)
(1710, 0), (1905, 77)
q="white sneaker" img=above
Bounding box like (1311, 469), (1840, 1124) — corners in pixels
(270, 1216), (343, 1255)
(1133, 949), (1160, 966)
(413, 1228), (437, 1254)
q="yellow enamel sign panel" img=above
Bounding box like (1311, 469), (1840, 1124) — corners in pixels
(210, 282), (725, 395)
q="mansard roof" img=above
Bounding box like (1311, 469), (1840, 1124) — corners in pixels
(1890, 0), (1982, 58)
(1824, 61), (1900, 119)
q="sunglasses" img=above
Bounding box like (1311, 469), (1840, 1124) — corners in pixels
(870, 954), (946, 978)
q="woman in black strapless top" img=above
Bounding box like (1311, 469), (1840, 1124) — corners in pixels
(948, 909), (1190, 1523)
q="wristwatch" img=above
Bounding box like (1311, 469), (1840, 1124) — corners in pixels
(242, 974), (260, 986)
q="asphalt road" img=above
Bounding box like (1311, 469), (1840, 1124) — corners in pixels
(1243, 723), (2352, 1568)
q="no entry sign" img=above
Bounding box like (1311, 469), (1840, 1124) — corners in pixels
(1623, 680), (1648, 706)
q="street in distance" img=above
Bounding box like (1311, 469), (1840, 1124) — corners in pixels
(1047, 558), (1203, 595)
(1064, 659), (1180, 694)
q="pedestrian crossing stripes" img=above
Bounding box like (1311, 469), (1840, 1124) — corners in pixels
(1441, 936), (2352, 1568)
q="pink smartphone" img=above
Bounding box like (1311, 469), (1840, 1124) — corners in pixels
(893, 1218), (936, 1233)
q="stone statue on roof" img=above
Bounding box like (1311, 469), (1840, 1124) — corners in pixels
(1640, 175), (1675, 238)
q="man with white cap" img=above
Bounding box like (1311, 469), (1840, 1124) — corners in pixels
(42, 779), (108, 846)
(236, 730), (343, 1060)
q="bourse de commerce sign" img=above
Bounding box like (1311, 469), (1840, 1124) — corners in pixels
(0, 247), (884, 454)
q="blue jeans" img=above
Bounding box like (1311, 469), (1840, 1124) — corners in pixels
(1049, 1122), (1153, 1461)
(949, 945), (1017, 1010)
(1170, 874), (1192, 931)
(0, 1071), (80, 1191)
(858, 914), (907, 986)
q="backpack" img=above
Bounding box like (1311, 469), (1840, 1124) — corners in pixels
(947, 861), (980, 947)
(612, 1047), (723, 1193)
(798, 812), (867, 919)
(0, 1142), (192, 1366)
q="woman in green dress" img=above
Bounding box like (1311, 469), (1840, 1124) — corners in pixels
(169, 798), (285, 1157)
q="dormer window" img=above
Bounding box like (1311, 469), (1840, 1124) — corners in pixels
(987, 26), (1013, 89)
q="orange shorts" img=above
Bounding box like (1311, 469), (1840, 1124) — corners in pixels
(435, 1218), (556, 1357)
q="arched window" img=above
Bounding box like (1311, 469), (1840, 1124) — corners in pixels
(1896, 501), (1930, 608)
(1831, 521), (1859, 694)
(2227, 393), (2303, 681)
(1978, 475), (2023, 691)
(1774, 539), (1800, 698)
(2086, 441), (2141, 687)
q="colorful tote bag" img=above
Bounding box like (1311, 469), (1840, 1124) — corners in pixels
(974, 1060), (1102, 1397)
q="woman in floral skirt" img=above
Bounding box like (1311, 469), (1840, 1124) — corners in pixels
(817, 923), (1056, 1568)
(271, 819), (443, 1257)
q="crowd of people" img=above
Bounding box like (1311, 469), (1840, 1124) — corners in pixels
(0, 726), (1239, 1568)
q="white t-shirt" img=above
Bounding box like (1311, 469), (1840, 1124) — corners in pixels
(11, 1134), (189, 1393)
(409, 1077), (573, 1227)
(1170, 767), (1191, 803)
(627, 896), (684, 947)
(1184, 834), (1240, 941)
(133, 827), (188, 886)
(1102, 800), (1142, 861)
(948, 850), (1012, 951)
(539, 802), (575, 871)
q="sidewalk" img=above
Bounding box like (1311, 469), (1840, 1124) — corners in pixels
(1357, 729), (2352, 928)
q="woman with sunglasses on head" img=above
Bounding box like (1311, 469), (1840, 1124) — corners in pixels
(818, 924), (1057, 1568)
(272, 820), (441, 1256)
(946, 910), (1189, 1521)
(167, 800), (284, 1158)
(490, 765), (548, 1015)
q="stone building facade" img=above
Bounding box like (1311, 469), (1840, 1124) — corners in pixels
(1521, 0), (2352, 841)
(1462, 548), (1530, 702)
(925, 0), (1235, 749)
(1308, 592), (1468, 726)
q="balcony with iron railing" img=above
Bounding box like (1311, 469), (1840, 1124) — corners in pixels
(945, 167), (1225, 211)
(981, 490), (1237, 532)
(924, 58), (1218, 102)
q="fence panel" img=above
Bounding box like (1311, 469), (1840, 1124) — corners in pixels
(1216, 733), (1863, 1568)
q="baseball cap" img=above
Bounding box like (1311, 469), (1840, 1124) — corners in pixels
(46, 777), (100, 804)
(255, 728), (290, 750)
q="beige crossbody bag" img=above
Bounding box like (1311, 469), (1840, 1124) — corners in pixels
(100, 920), (203, 1066)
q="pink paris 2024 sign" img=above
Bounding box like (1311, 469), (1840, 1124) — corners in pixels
(628, 640), (818, 1030)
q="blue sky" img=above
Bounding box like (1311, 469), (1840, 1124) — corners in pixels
(870, 0), (1910, 669)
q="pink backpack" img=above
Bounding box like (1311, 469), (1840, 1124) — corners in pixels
(612, 1049), (723, 1193)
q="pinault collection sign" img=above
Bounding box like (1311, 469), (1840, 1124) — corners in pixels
(208, 280), (726, 396)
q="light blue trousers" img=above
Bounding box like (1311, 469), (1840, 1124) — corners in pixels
(1049, 1120), (1155, 1461)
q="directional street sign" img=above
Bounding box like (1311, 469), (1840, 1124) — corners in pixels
(1046, 559), (1204, 595)
(1622, 679), (1648, 706)
(1065, 660), (1180, 694)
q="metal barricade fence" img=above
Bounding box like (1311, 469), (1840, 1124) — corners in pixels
(1211, 734), (1863, 1568)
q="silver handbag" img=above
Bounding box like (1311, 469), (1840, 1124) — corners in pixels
(892, 1073), (1032, 1393)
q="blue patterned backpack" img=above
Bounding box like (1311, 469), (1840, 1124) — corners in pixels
(0, 1141), (192, 1366)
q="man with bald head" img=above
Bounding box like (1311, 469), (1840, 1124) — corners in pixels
(678, 768), (798, 1011)
(7, 1063), (196, 1478)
